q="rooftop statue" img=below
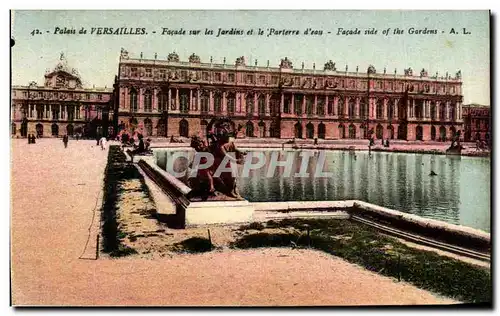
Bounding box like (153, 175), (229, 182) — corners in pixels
(456, 70), (462, 79)
(420, 68), (428, 77)
(324, 60), (336, 71)
(189, 53), (201, 63)
(404, 67), (413, 76)
(120, 48), (129, 59)
(367, 65), (376, 74)
(235, 56), (246, 66)
(280, 57), (293, 69)
(167, 51), (180, 62)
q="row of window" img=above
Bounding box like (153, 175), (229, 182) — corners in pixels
(16, 91), (104, 101)
(126, 68), (459, 93)
(126, 90), (459, 120)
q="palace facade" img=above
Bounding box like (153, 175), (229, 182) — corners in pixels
(11, 54), (114, 138)
(463, 104), (491, 143)
(114, 49), (464, 141)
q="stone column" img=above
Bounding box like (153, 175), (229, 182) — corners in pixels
(445, 101), (449, 121)
(168, 89), (172, 111)
(383, 98), (388, 119)
(333, 96), (339, 117)
(253, 93), (258, 116)
(222, 91), (227, 113)
(302, 95), (306, 116)
(209, 90), (214, 112)
(265, 93), (270, 116)
(137, 88), (143, 111)
(394, 98), (399, 118)
(313, 95), (318, 116)
(355, 97), (360, 118)
(325, 95), (330, 117)
(176, 88), (180, 110)
(407, 99), (411, 119)
(189, 89), (193, 111)
(369, 98), (375, 119)
(238, 92), (243, 113)
(280, 93), (284, 113)
(344, 97), (349, 117)
(197, 89), (201, 112)
(291, 94), (295, 114)
(152, 88), (157, 111)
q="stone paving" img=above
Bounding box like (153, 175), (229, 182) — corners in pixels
(10, 138), (457, 306)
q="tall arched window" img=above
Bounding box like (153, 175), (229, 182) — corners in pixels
(179, 89), (190, 113)
(227, 93), (236, 114)
(317, 97), (325, 116)
(306, 122), (314, 139)
(144, 90), (152, 112)
(387, 99), (394, 119)
(258, 95), (266, 115)
(376, 99), (384, 119)
(338, 124), (345, 139)
(201, 91), (209, 112)
(348, 98), (356, 118)
(179, 119), (189, 137)
(327, 97), (334, 115)
(158, 91), (168, 112)
(430, 102), (437, 120)
(294, 95), (303, 115)
(245, 121), (254, 137)
(130, 88), (138, 112)
(449, 105), (456, 121)
(214, 93), (222, 113)
(439, 103), (447, 120)
(360, 98), (368, 118)
(306, 96), (314, 115)
(415, 100), (424, 119)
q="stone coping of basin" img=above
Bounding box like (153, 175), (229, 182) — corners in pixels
(252, 200), (489, 241)
(353, 200), (490, 242)
(252, 201), (356, 211)
(141, 156), (192, 195)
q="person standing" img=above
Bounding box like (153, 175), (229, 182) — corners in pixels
(99, 136), (107, 150)
(63, 135), (68, 148)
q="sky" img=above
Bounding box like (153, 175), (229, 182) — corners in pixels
(11, 10), (490, 105)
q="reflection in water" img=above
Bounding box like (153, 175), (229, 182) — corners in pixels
(155, 149), (490, 232)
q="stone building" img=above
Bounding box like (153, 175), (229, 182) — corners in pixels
(11, 54), (114, 138)
(463, 104), (491, 143)
(118, 49), (463, 141)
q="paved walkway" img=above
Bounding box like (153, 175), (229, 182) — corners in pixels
(10, 139), (457, 306)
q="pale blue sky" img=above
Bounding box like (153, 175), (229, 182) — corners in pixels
(11, 10), (490, 104)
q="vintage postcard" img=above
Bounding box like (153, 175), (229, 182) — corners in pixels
(10, 9), (491, 307)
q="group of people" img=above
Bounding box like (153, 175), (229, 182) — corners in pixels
(118, 130), (152, 155)
(476, 139), (490, 151)
(27, 134), (37, 144)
